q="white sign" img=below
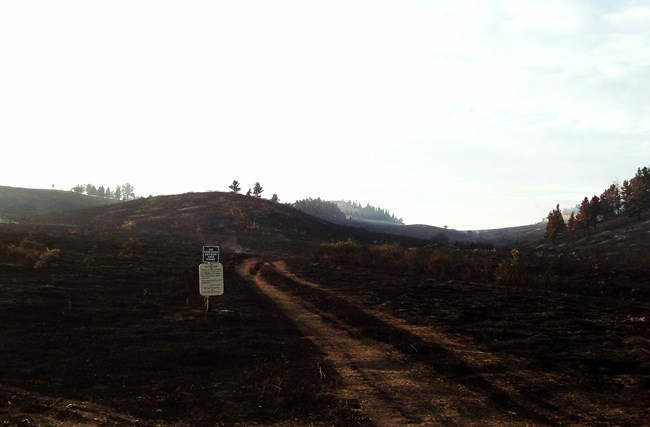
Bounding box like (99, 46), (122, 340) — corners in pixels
(199, 262), (224, 296)
(203, 246), (220, 263)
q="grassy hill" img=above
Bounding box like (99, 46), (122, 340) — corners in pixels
(0, 185), (117, 221)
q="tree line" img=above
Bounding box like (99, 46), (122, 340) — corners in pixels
(70, 183), (137, 201)
(293, 198), (347, 222)
(228, 180), (279, 203)
(344, 200), (404, 224)
(545, 165), (650, 240)
(226, 180), (404, 224)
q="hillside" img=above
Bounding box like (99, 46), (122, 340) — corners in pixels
(1, 189), (648, 425)
(0, 185), (117, 221)
(538, 213), (650, 270)
(333, 200), (403, 225)
(36, 192), (427, 255)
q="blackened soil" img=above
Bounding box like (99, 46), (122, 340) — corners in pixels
(0, 224), (366, 426)
(283, 259), (650, 425)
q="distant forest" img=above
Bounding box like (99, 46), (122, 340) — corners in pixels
(292, 198), (346, 222)
(342, 200), (404, 225)
(545, 165), (650, 240)
(70, 183), (136, 201)
(292, 198), (404, 225)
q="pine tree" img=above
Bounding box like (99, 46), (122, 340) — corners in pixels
(621, 167), (650, 219)
(271, 194), (279, 203)
(545, 204), (566, 241)
(228, 180), (241, 194)
(576, 197), (591, 233)
(122, 183), (135, 201)
(253, 182), (263, 198)
(567, 212), (576, 232)
(589, 195), (602, 230)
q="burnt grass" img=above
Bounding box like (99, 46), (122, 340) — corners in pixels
(0, 224), (367, 426)
(282, 257), (650, 425)
(1, 191), (649, 425)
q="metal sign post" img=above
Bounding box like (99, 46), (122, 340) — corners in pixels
(199, 246), (223, 312)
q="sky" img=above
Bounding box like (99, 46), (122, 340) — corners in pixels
(1, 0), (649, 230)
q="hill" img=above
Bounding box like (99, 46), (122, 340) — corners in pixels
(333, 200), (403, 225)
(36, 192), (428, 255)
(0, 185), (117, 221)
(1, 189), (649, 425)
(1, 190), (648, 425)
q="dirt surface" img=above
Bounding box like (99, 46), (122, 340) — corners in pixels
(0, 225), (365, 426)
(2, 191), (649, 425)
(238, 259), (540, 426)
(271, 258), (650, 425)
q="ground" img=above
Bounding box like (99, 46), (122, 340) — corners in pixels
(1, 221), (649, 425)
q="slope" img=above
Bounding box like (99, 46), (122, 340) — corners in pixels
(0, 185), (117, 221)
(35, 191), (428, 255)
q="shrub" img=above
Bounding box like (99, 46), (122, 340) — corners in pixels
(424, 250), (453, 281)
(495, 248), (522, 286)
(6, 237), (61, 269)
(121, 220), (137, 230)
(6, 237), (46, 262)
(34, 248), (61, 269)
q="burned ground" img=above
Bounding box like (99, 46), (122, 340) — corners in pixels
(1, 192), (649, 425)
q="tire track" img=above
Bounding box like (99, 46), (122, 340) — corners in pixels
(269, 261), (564, 425)
(237, 259), (543, 426)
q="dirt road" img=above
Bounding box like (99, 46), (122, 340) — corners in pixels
(237, 259), (556, 426)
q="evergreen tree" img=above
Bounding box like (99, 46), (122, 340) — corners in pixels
(545, 204), (566, 241)
(589, 195), (602, 230)
(228, 180), (241, 194)
(114, 185), (122, 201)
(85, 184), (97, 196)
(71, 184), (85, 194)
(271, 194), (279, 203)
(567, 212), (576, 232)
(245, 188), (252, 197)
(122, 183), (135, 201)
(253, 182), (263, 198)
(620, 167), (650, 219)
(635, 167), (650, 214)
(599, 183), (620, 220)
(622, 176), (644, 219)
(576, 197), (591, 232)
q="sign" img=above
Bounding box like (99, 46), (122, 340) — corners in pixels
(199, 262), (224, 296)
(203, 246), (220, 263)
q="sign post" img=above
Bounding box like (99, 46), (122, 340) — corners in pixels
(199, 246), (223, 312)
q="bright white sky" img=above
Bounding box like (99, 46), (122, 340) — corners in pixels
(1, 1), (648, 230)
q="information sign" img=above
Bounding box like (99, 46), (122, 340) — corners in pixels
(199, 262), (224, 296)
(203, 246), (220, 263)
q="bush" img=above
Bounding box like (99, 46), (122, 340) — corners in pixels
(6, 237), (61, 269)
(495, 249), (522, 286)
(6, 237), (46, 262)
(34, 248), (61, 269)
(424, 250), (453, 281)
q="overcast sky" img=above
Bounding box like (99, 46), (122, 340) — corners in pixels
(1, 1), (648, 230)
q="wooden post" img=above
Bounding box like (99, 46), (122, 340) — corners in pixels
(205, 295), (211, 312)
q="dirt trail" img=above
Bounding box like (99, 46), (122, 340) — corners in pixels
(237, 259), (548, 426)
